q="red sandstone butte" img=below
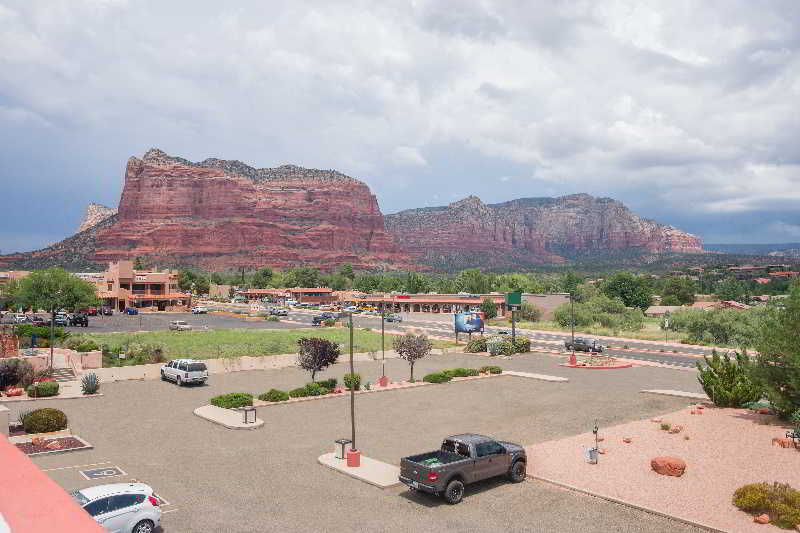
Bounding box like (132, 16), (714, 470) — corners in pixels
(92, 149), (416, 271)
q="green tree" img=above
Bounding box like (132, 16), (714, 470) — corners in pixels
(284, 267), (321, 288)
(455, 269), (491, 294)
(404, 272), (431, 294)
(696, 350), (762, 407)
(251, 267), (274, 289)
(754, 281), (800, 417)
(661, 277), (696, 306)
(480, 297), (497, 319)
(15, 268), (98, 369)
(338, 263), (355, 281)
(177, 270), (196, 292)
(353, 274), (381, 293)
(558, 271), (583, 295)
(601, 272), (653, 311)
(716, 277), (749, 303)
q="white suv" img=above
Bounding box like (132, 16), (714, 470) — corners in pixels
(71, 482), (161, 533)
(168, 320), (192, 331)
(161, 359), (208, 386)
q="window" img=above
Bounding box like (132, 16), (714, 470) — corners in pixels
(476, 441), (505, 457)
(178, 362), (188, 371)
(109, 494), (142, 512)
(84, 497), (110, 517)
(188, 363), (206, 372)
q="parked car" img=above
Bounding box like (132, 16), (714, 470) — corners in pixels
(28, 315), (46, 326)
(125, 307), (139, 315)
(101, 306), (114, 316)
(168, 320), (192, 331)
(54, 313), (70, 326)
(399, 434), (526, 504)
(160, 359), (208, 386)
(71, 482), (162, 533)
(191, 306), (208, 314)
(286, 299), (298, 306)
(384, 314), (403, 323)
(13, 313), (28, 324)
(312, 312), (336, 325)
(69, 313), (89, 327)
(80, 307), (98, 316)
(564, 337), (604, 353)
(318, 304), (331, 310)
(270, 308), (288, 316)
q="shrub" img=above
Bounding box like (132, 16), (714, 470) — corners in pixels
(17, 409), (33, 426)
(518, 303), (542, 322)
(80, 373), (100, 395)
(259, 389), (290, 402)
(364, 381), (371, 390)
(22, 408), (67, 434)
(304, 382), (330, 396)
(512, 338), (531, 353)
(64, 336), (100, 352)
(479, 365), (503, 374)
(465, 337), (487, 353)
(660, 423), (671, 431)
(344, 373), (361, 391)
(316, 378), (337, 389)
(289, 387), (309, 398)
(443, 368), (479, 378)
(27, 381), (59, 398)
(696, 350), (763, 407)
(267, 316), (280, 322)
(0, 358), (34, 389)
(733, 482), (800, 529)
(210, 392), (253, 409)
(323, 319), (335, 327)
(14, 324), (67, 340)
(423, 372), (452, 384)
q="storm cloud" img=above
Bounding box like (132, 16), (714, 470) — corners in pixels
(1, 0), (798, 252)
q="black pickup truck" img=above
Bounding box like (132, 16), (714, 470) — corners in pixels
(399, 434), (526, 504)
(564, 337), (604, 353)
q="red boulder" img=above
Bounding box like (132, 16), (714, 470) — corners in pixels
(650, 456), (686, 477)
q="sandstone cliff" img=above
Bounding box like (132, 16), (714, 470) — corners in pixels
(77, 203), (117, 233)
(88, 149), (414, 271)
(384, 194), (703, 269)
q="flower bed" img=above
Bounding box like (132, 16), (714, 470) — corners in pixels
(16, 436), (91, 456)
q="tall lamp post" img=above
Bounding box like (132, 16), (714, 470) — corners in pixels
(569, 291), (577, 366)
(346, 311), (360, 466)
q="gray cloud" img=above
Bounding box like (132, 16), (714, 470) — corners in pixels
(0, 0), (799, 253)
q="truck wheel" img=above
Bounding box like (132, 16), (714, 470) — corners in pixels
(509, 461), (526, 483)
(443, 479), (464, 504)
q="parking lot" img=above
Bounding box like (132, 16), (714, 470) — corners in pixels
(13, 352), (707, 532)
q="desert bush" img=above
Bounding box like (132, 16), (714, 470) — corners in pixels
(733, 482), (800, 529)
(14, 324), (67, 340)
(124, 343), (167, 364)
(267, 316), (280, 322)
(316, 378), (337, 389)
(512, 338), (531, 353)
(518, 303), (542, 322)
(289, 387), (309, 398)
(465, 337), (487, 353)
(443, 368), (479, 378)
(423, 372), (453, 384)
(23, 408), (67, 434)
(210, 392), (253, 409)
(696, 350), (762, 407)
(0, 358), (34, 389)
(323, 319), (335, 327)
(660, 423), (671, 431)
(27, 381), (59, 398)
(343, 373), (361, 391)
(81, 373), (100, 395)
(259, 389), (290, 402)
(64, 336), (100, 352)
(479, 365), (503, 374)
(288, 383), (331, 398)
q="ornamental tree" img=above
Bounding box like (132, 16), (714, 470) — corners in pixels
(393, 333), (433, 381)
(296, 337), (341, 382)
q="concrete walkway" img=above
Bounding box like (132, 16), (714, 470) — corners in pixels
(503, 371), (569, 382)
(193, 405), (264, 430)
(318, 452), (400, 488)
(640, 389), (709, 400)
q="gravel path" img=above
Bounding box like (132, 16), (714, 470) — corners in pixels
(528, 406), (800, 532)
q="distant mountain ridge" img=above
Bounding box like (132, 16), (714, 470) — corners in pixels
(1, 149), (704, 272)
(705, 243), (800, 256)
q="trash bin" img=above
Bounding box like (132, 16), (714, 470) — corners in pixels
(585, 447), (598, 464)
(241, 406), (256, 424)
(334, 439), (352, 459)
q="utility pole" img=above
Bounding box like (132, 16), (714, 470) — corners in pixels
(381, 301), (385, 378)
(349, 312), (356, 451)
(511, 309), (516, 345)
(569, 291), (576, 365)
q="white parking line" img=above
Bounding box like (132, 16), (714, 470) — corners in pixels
(40, 461), (111, 472)
(162, 508), (180, 514)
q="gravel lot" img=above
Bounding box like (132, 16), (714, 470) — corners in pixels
(20, 352), (707, 533)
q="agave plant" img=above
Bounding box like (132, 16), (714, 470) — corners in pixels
(81, 372), (100, 395)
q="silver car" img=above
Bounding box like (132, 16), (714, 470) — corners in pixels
(168, 320), (192, 331)
(161, 358), (208, 386)
(71, 482), (162, 533)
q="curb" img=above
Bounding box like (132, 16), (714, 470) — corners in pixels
(529, 474), (727, 533)
(192, 406), (264, 430)
(0, 393), (103, 403)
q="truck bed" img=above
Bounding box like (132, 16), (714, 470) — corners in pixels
(404, 450), (465, 467)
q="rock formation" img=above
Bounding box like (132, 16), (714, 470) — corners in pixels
(88, 149), (414, 271)
(77, 203), (117, 233)
(384, 194), (703, 269)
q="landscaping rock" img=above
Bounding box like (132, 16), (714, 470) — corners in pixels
(45, 440), (62, 450)
(650, 456), (686, 477)
(754, 514), (770, 524)
(756, 408), (771, 415)
(30, 437), (45, 447)
(668, 425), (684, 434)
(623, 437), (632, 444)
(772, 437), (792, 448)
(596, 436), (605, 442)
(695, 405), (704, 410)
(598, 448), (607, 454)
(690, 409), (703, 415)
(651, 418), (662, 423)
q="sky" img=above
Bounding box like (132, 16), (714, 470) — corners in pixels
(1, 0), (799, 253)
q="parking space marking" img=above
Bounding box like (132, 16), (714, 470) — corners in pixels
(79, 466), (127, 480)
(161, 508), (180, 515)
(41, 461), (111, 473)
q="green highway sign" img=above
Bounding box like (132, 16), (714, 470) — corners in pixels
(505, 292), (522, 309)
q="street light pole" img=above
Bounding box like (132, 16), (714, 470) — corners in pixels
(570, 291), (576, 365)
(381, 301), (385, 378)
(349, 312), (356, 451)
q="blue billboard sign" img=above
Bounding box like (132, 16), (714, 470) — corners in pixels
(454, 312), (483, 333)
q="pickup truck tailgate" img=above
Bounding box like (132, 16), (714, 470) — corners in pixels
(400, 458), (433, 484)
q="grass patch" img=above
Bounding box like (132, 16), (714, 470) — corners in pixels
(87, 328), (456, 361)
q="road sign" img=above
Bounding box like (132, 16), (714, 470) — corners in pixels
(80, 466), (126, 480)
(505, 292), (522, 310)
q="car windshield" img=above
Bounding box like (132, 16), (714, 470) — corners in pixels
(188, 363), (206, 372)
(70, 490), (89, 506)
